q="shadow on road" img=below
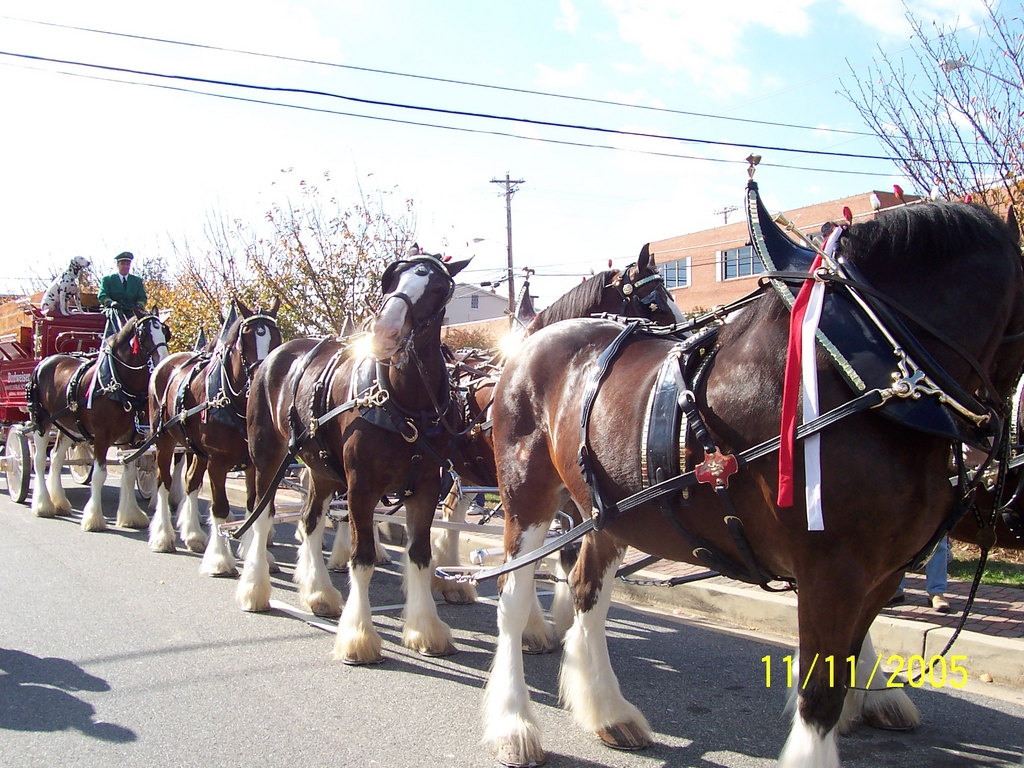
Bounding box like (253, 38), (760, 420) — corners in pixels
(0, 648), (136, 743)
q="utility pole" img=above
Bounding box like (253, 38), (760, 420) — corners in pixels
(714, 204), (739, 225)
(490, 173), (525, 318)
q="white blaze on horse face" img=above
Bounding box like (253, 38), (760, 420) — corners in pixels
(371, 265), (432, 359)
(254, 325), (272, 363)
(149, 322), (169, 363)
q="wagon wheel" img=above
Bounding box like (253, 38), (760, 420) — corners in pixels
(68, 442), (94, 484)
(5, 427), (31, 504)
(135, 453), (157, 501)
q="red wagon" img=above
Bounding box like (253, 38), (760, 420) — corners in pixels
(0, 297), (157, 503)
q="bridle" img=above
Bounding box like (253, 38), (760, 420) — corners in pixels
(614, 263), (674, 317)
(377, 255), (456, 363)
(109, 314), (170, 373)
(235, 314), (280, 377)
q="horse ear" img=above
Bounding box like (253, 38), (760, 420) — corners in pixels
(637, 243), (654, 272)
(268, 296), (281, 317)
(1007, 205), (1020, 247)
(445, 258), (472, 279)
(235, 297), (254, 318)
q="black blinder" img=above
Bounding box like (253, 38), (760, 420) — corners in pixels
(381, 260), (407, 297)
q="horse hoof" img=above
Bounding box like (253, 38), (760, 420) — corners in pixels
(863, 698), (920, 731)
(338, 653), (385, 666)
(312, 607), (343, 619)
(420, 640), (458, 658)
(328, 564), (349, 573)
(522, 639), (556, 655)
(597, 721), (652, 751)
(185, 536), (208, 554)
(496, 742), (547, 768)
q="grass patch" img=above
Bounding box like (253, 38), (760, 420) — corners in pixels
(949, 558), (1024, 588)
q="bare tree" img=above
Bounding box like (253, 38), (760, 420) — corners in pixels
(162, 174), (417, 347)
(842, 1), (1024, 208)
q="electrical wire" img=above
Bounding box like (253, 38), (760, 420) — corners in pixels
(0, 60), (900, 178)
(0, 49), (926, 163)
(0, 13), (880, 138)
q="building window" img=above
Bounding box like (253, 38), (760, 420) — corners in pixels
(719, 246), (763, 280)
(470, 294), (480, 310)
(659, 258), (690, 288)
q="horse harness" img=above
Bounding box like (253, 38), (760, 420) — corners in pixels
(118, 313), (281, 465)
(232, 256), (463, 540)
(472, 181), (1017, 589)
(27, 317), (166, 443)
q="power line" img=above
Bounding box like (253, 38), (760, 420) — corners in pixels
(0, 14), (879, 138)
(0, 60), (900, 178)
(0, 49), (919, 163)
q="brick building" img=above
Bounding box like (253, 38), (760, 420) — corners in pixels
(649, 189), (922, 314)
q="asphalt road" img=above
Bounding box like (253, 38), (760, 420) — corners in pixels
(2, 473), (1024, 768)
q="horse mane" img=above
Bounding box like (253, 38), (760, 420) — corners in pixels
(840, 202), (1016, 271)
(531, 270), (617, 332)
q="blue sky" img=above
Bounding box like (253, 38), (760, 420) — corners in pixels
(0, 0), (1001, 303)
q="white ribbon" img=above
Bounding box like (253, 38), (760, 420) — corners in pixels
(800, 226), (843, 531)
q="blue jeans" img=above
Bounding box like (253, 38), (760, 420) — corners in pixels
(899, 536), (948, 596)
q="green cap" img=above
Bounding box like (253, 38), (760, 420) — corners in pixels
(115, 251), (134, 262)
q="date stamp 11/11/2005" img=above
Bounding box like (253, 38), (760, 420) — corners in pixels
(762, 653), (969, 690)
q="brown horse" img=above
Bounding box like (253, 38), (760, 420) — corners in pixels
(482, 187), (1024, 767)
(238, 252), (469, 664)
(432, 247), (687, 614)
(28, 312), (171, 531)
(147, 298), (282, 574)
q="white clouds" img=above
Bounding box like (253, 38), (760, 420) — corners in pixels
(535, 62), (589, 89)
(837, 0), (987, 38)
(602, 0), (817, 95)
(556, 0), (581, 35)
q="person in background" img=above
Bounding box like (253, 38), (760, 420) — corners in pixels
(97, 251), (147, 320)
(887, 536), (950, 613)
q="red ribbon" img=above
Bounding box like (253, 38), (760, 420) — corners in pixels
(777, 253), (823, 507)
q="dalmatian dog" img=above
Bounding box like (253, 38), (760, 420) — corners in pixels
(41, 256), (90, 316)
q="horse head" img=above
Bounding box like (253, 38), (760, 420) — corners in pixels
(371, 253), (470, 363)
(839, 202), (1024, 426)
(229, 296), (283, 381)
(132, 309), (172, 368)
(612, 244), (686, 324)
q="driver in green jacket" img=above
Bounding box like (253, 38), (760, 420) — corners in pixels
(97, 251), (147, 318)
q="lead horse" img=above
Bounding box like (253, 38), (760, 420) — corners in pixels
(238, 250), (470, 663)
(482, 183), (1024, 767)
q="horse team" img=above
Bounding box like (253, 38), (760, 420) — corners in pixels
(14, 186), (1024, 768)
